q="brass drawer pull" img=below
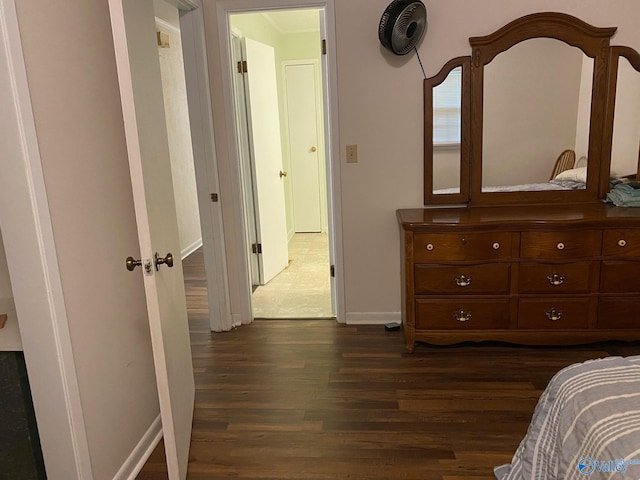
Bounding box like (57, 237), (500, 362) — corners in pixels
(618, 239), (627, 247)
(426, 243), (434, 251)
(545, 308), (563, 321)
(453, 309), (472, 322)
(546, 273), (565, 286)
(492, 242), (500, 250)
(455, 274), (472, 287)
(556, 242), (565, 250)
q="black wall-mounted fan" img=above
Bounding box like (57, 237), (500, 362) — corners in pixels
(378, 0), (427, 55)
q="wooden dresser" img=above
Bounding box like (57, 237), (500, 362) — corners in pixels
(398, 203), (640, 352)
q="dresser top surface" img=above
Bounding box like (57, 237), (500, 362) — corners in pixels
(397, 203), (640, 230)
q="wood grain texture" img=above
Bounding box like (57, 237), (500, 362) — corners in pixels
(136, 248), (640, 480)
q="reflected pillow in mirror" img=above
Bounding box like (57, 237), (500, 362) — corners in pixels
(554, 166), (587, 183)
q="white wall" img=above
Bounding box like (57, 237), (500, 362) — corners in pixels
(208, 1), (640, 322)
(156, 11), (203, 258)
(14, 1), (160, 478)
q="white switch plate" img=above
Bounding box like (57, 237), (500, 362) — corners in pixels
(346, 144), (358, 163)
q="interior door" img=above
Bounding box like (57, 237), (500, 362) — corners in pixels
(284, 63), (322, 232)
(108, 1), (194, 478)
(243, 37), (289, 285)
(231, 34), (260, 287)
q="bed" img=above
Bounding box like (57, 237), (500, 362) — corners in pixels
(494, 355), (640, 480)
(434, 167), (588, 194)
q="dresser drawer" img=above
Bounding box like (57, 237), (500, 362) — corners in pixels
(603, 229), (640, 257)
(600, 261), (640, 293)
(518, 298), (590, 329)
(519, 261), (593, 294)
(520, 230), (601, 259)
(598, 298), (640, 329)
(415, 299), (509, 330)
(413, 232), (512, 262)
(415, 264), (510, 295)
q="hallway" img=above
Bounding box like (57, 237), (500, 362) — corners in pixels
(252, 233), (332, 318)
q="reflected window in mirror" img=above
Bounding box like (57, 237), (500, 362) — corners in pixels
(433, 66), (461, 193)
(433, 67), (461, 147)
(481, 38), (594, 192)
(611, 56), (640, 179)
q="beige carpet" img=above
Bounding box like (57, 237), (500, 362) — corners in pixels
(252, 233), (333, 318)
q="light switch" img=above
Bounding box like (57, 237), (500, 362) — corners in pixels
(346, 144), (358, 163)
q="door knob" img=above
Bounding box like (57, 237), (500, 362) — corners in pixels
(154, 252), (174, 271)
(279, 170), (287, 178)
(310, 146), (317, 152)
(126, 256), (142, 271)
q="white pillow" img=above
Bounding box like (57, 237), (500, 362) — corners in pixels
(554, 166), (587, 183)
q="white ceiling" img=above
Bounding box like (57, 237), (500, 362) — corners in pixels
(261, 9), (321, 34)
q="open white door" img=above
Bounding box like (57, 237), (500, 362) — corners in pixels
(108, 1), (194, 478)
(242, 37), (289, 285)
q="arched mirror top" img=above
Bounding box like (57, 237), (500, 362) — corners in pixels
(469, 12), (617, 66)
(423, 12), (631, 207)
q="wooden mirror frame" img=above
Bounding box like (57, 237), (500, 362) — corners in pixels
(424, 12), (619, 206)
(602, 45), (640, 196)
(423, 57), (471, 205)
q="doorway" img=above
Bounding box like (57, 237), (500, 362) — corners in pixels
(229, 8), (334, 319)
(154, 1), (202, 261)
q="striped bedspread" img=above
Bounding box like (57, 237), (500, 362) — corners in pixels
(495, 355), (640, 480)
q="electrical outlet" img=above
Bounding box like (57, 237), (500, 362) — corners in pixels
(346, 144), (358, 163)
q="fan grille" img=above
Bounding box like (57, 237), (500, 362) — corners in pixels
(379, 0), (427, 55)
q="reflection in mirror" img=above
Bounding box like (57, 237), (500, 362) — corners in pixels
(482, 38), (593, 192)
(433, 66), (461, 193)
(611, 56), (640, 179)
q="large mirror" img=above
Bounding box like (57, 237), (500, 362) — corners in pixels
(424, 12), (622, 206)
(424, 57), (470, 204)
(482, 38), (593, 192)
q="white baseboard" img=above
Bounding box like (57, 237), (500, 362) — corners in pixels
(345, 312), (401, 325)
(113, 414), (162, 480)
(181, 237), (203, 259)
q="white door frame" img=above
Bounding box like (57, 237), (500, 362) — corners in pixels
(178, 0), (233, 332)
(0, 0), (92, 477)
(215, 0), (345, 323)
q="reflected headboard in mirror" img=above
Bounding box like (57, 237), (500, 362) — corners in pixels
(424, 12), (640, 206)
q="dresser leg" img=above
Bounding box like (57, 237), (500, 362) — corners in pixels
(404, 330), (415, 353)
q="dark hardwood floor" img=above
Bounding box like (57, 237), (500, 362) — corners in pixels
(137, 248), (640, 479)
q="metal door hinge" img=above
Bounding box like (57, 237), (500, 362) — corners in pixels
(330, 265), (335, 277)
(252, 243), (262, 254)
(210, 193), (219, 202)
(321, 39), (327, 55)
(237, 60), (248, 74)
